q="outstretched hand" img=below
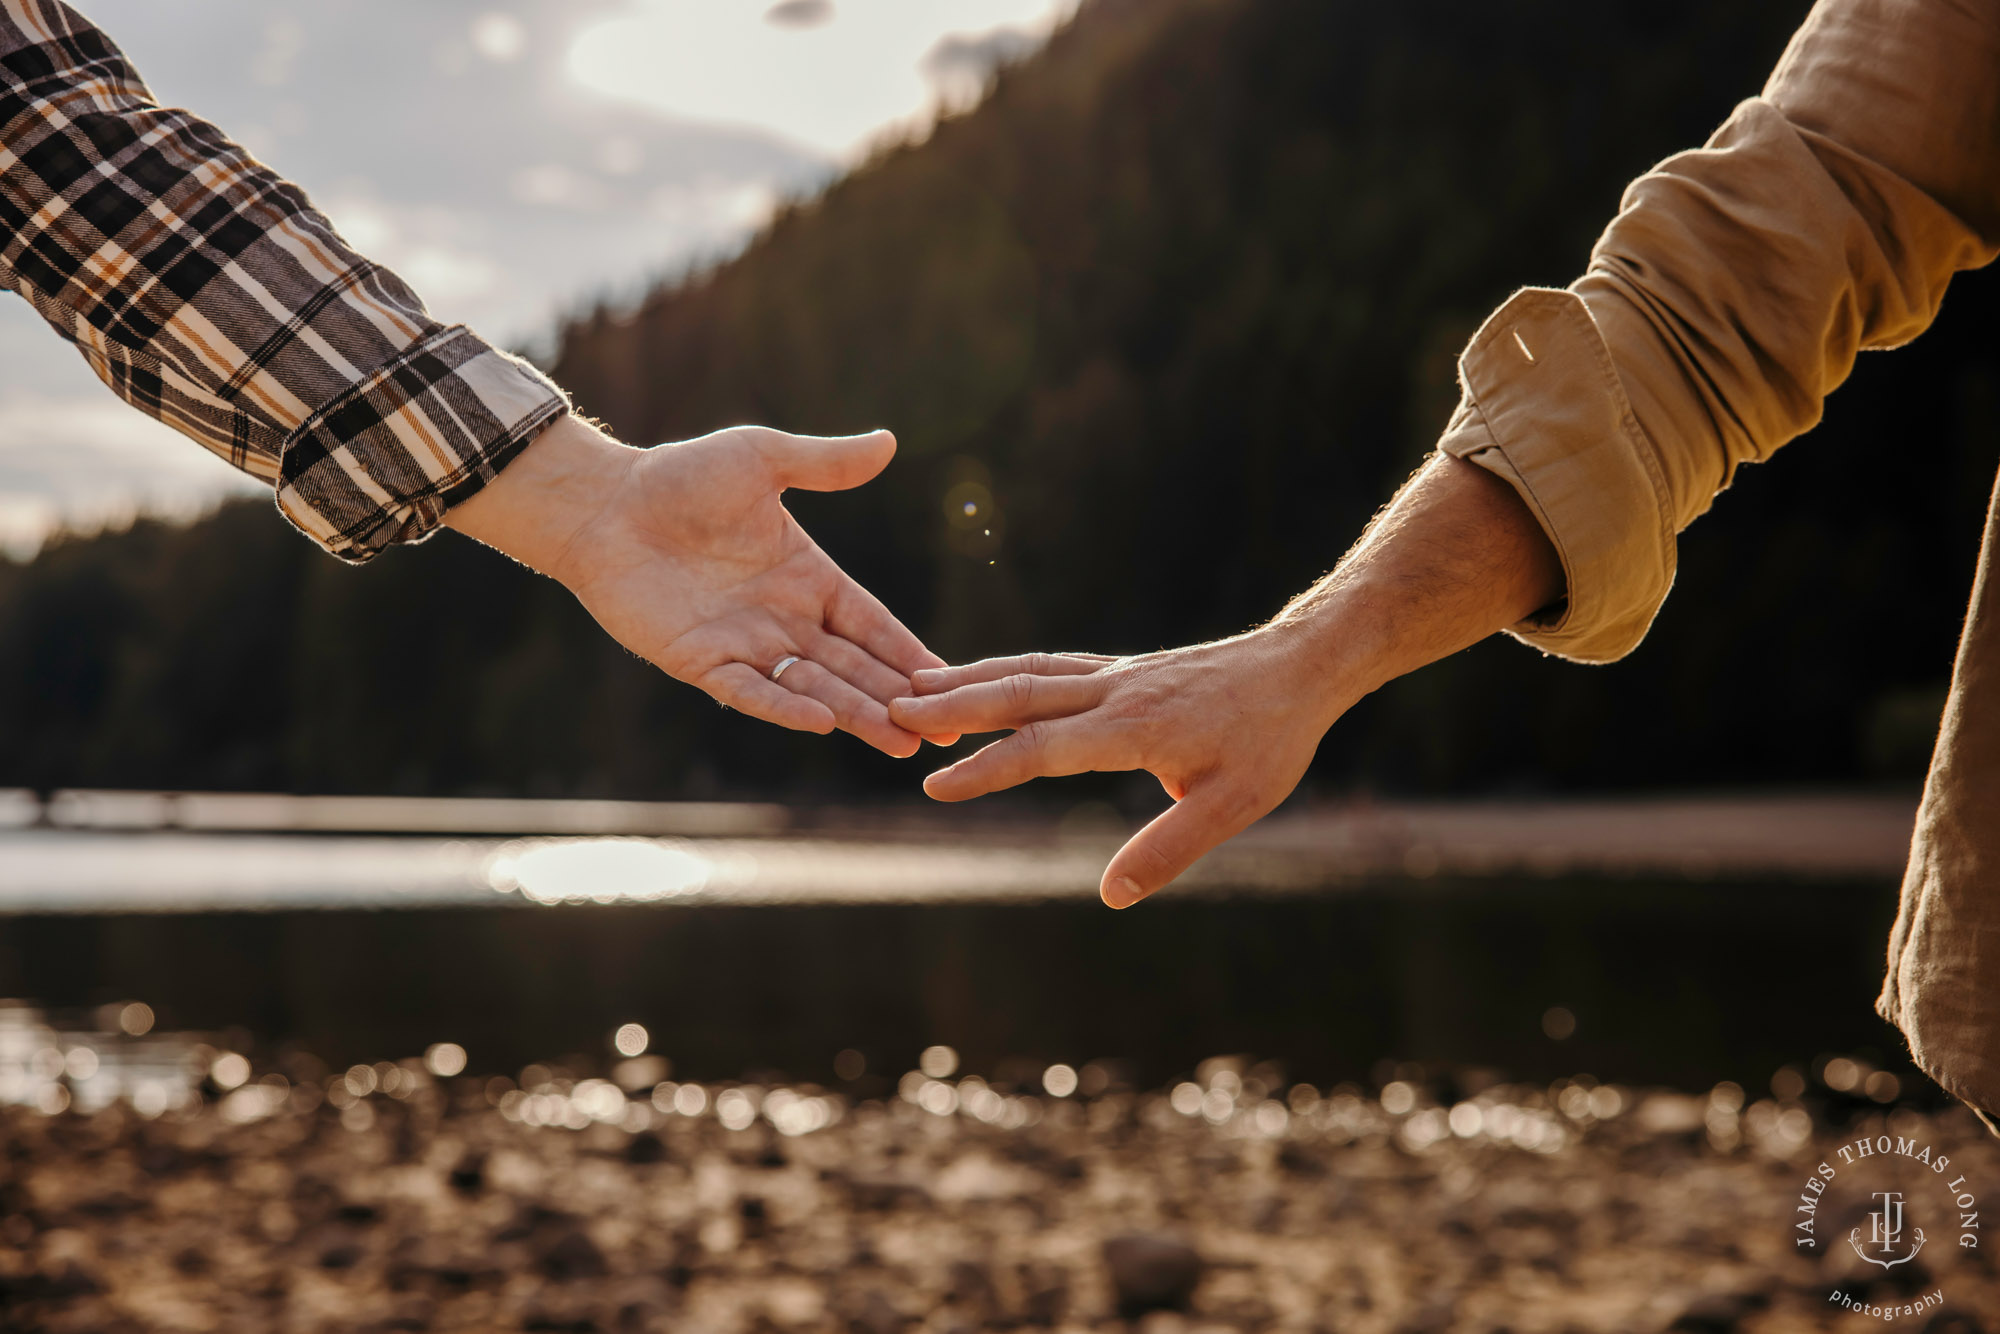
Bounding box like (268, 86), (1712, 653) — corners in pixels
(448, 415), (956, 757)
(889, 631), (1338, 907)
(887, 454), (1570, 907)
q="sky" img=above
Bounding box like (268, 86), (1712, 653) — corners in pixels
(0, 0), (1076, 557)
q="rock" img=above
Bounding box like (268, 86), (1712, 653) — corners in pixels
(318, 1243), (364, 1270)
(447, 1151), (486, 1194)
(848, 1290), (909, 1334)
(1102, 1234), (1202, 1318)
(1666, 1288), (1769, 1333)
(1018, 1264), (1070, 1326)
(540, 1229), (609, 1282)
(1923, 1314), (1988, 1334)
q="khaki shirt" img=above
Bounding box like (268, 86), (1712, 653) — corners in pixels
(1437, 0), (2000, 1112)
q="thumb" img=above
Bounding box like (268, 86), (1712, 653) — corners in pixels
(1100, 782), (1261, 909)
(755, 428), (896, 492)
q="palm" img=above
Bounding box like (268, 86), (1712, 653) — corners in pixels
(563, 426), (943, 756)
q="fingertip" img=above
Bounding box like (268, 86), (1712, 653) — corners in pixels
(1101, 875), (1145, 910)
(923, 731), (961, 747)
(921, 770), (965, 802)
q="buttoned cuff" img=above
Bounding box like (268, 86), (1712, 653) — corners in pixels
(1437, 287), (1677, 664)
(273, 325), (571, 563)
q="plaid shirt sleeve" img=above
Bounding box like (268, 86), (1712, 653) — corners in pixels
(0, 1), (571, 561)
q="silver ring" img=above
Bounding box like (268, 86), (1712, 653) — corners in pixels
(769, 654), (802, 683)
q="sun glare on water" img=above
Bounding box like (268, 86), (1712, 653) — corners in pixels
(485, 837), (713, 904)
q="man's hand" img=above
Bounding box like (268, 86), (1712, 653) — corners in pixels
(890, 632), (1336, 907)
(448, 415), (955, 757)
(890, 454), (1566, 905)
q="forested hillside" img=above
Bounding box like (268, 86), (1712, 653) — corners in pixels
(3, 0), (1993, 803)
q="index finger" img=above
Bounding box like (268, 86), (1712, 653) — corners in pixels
(890, 671), (1105, 736)
(911, 652), (1114, 695)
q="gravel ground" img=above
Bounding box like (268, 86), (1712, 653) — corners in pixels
(1, 1057), (1995, 1334)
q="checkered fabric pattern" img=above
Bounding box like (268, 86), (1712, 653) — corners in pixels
(0, 0), (571, 561)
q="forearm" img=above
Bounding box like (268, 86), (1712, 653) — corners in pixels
(443, 416), (637, 584)
(1267, 453), (1563, 724)
(0, 1), (569, 561)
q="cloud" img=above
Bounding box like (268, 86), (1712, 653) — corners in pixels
(765, 0), (835, 30)
(566, 0), (1077, 159)
(1, 0), (1055, 538)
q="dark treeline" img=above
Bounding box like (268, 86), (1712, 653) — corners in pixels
(2, 0), (1994, 804)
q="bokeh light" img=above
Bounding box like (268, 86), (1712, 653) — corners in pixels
(425, 1042), (468, 1078)
(614, 1023), (650, 1057)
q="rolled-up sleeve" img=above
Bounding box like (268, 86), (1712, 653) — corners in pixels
(1444, 0), (2000, 663)
(0, 0), (569, 561)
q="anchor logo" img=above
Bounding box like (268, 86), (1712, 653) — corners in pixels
(1850, 1191), (1926, 1269)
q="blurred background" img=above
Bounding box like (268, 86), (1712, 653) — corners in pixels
(2, 0), (1990, 805)
(1, 2), (1998, 1326)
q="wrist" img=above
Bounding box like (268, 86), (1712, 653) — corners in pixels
(444, 414), (638, 585)
(1254, 595), (1391, 733)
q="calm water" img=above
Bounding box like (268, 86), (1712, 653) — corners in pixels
(0, 790), (1923, 1096)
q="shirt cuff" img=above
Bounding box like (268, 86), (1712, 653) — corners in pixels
(1437, 287), (1677, 664)
(272, 325), (571, 563)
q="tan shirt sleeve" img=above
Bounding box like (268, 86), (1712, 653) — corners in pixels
(1440, 0), (2000, 663)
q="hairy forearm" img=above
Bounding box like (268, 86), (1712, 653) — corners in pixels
(1268, 454), (1564, 721)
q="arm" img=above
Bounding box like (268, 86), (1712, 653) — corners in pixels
(0, 2), (940, 754)
(893, 0), (2000, 898)
(890, 456), (1557, 906)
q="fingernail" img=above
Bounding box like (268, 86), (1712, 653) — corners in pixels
(1103, 876), (1143, 910)
(911, 670), (940, 686)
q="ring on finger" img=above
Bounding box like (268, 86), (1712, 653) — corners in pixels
(769, 654), (803, 683)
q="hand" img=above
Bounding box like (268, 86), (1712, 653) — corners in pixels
(889, 628), (1341, 907)
(888, 454), (1566, 905)
(448, 415), (956, 757)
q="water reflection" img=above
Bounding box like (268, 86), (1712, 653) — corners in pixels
(485, 837), (712, 903)
(0, 1001), (202, 1117)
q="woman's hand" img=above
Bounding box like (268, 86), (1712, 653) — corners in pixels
(449, 415), (955, 757)
(889, 628), (1345, 907)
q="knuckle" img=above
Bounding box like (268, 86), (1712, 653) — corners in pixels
(1013, 720), (1049, 756)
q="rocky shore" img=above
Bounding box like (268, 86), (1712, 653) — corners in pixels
(1, 1055), (1994, 1333)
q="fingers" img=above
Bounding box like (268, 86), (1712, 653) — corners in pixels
(825, 574), (943, 679)
(700, 662), (837, 735)
(774, 657), (923, 758)
(890, 671), (1105, 736)
(922, 717), (1110, 801)
(1100, 783), (1265, 909)
(805, 605), (960, 746)
(911, 652), (1114, 695)
(802, 626), (922, 710)
(752, 427), (897, 493)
